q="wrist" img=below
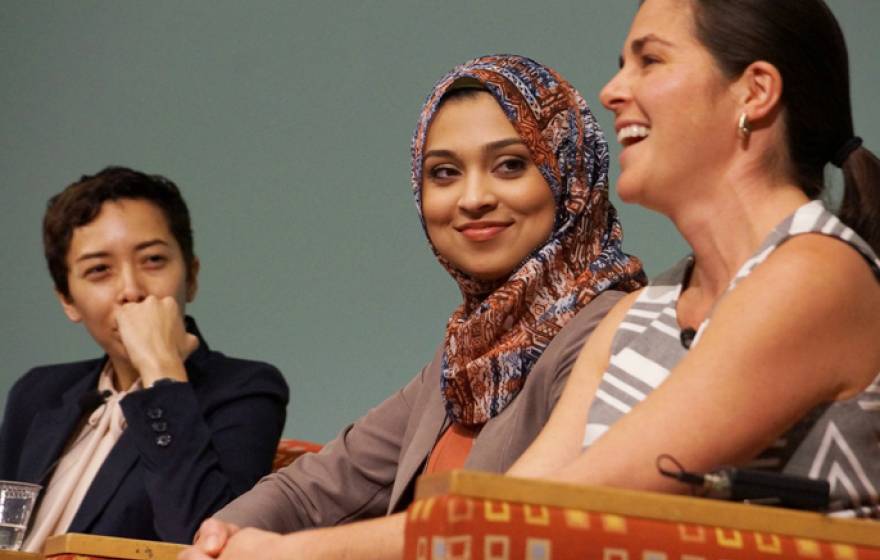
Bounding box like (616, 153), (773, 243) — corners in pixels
(140, 357), (188, 388)
(276, 531), (315, 558)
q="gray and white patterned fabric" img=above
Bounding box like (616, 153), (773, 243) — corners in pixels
(584, 200), (880, 517)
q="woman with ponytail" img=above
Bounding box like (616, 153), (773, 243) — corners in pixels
(509, 0), (880, 518)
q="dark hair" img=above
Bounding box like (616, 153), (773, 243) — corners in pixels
(685, 0), (880, 252)
(437, 83), (489, 108)
(44, 166), (196, 299)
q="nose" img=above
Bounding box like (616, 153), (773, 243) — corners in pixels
(457, 172), (498, 216)
(117, 265), (147, 304)
(599, 67), (629, 114)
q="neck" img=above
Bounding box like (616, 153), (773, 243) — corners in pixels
(670, 164), (809, 305)
(109, 358), (139, 392)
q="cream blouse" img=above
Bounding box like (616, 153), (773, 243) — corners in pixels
(24, 363), (141, 552)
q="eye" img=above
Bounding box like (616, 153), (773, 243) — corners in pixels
(427, 164), (460, 183)
(143, 254), (168, 268)
(640, 54), (661, 67)
(84, 264), (110, 278)
(495, 157), (528, 177)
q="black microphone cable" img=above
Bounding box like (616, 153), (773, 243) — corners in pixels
(656, 454), (830, 511)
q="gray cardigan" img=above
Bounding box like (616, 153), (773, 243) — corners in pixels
(215, 290), (622, 531)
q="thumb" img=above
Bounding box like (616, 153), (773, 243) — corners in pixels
(182, 333), (200, 359)
(193, 519), (238, 554)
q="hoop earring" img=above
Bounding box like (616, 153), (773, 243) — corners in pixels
(738, 112), (751, 139)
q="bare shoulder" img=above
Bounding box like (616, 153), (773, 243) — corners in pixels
(755, 233), (880, 301)
(714, 233), (880, 397)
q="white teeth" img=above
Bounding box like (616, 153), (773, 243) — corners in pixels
(617, 124), (651, 143)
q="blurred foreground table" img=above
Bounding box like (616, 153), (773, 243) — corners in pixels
(0, 550), (38, 560)
(42, 533), (183, 560)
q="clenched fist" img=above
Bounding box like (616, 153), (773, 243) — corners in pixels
(116, 295), (199, 387)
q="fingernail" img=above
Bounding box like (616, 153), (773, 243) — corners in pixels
(204, 536), (219, 550)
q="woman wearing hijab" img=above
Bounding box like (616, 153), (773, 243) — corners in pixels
(507, 0), (880, 517)
(182, 54), (645, 559)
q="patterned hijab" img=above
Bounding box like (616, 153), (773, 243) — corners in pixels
(412, 54), (646, 427)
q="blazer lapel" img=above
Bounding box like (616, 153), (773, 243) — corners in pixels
(67, 426), (139, 533)
(388, 348), (448, 511)
(19, 363), (103, 485)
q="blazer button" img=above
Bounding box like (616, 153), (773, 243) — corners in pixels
(147, 407), (164, 420)
(156, 434), (172, 447)
(151, 421), (168, 433)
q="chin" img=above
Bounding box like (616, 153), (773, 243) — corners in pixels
(468, 265), (516, 283)
(98, 338), (127, 363)
(616, 186), (641, 205)
(616, 172), (654, 206)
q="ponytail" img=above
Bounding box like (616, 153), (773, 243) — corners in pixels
(839, 146), (880, 254)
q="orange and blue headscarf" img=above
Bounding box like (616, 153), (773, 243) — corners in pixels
(412, 54), (646, 426)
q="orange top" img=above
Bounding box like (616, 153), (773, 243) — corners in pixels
(425, 423), (479, 474)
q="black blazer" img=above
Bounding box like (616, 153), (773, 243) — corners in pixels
(0, 318), (288, 544)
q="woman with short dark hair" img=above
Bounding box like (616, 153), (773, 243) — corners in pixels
(0, 167), (289, 550)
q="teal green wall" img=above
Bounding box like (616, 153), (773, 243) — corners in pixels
(2, 1), (878, 442)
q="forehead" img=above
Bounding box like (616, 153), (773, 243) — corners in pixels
(628, 0), (696, 44)
(425, 92), (519, 147)
(68, 199), (173, 254)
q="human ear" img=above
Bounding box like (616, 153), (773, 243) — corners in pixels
(736, 60), (784, 127)
(55, 289), (83, 323)
(186, 257), (200, 302)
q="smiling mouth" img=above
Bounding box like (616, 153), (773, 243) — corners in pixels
(457, 223), (511, 242)
(617, 124), (651, 147)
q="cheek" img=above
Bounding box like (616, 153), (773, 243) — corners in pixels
(641, 70), (721, 127)
(164, 268), (191, 305)
(421, 188), (454, 227)
(532, 203), (557, 245)
(509, 175), (555, 218)
(175, 278), (190, 306)
(66, 285), (114, 321)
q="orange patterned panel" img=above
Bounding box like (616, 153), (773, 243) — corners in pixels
(404, 496), (880, 560)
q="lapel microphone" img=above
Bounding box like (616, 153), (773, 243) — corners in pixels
(680, 327), (697, 349)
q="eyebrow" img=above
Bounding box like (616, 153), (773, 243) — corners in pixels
(74, 239), (169, 263)
(423, 138), (526, 160)
(619, 33), (675, 67)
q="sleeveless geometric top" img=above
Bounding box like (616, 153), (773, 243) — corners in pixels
(584, 200), (880, 517)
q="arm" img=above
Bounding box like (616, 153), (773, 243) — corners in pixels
(534, 237), (880, 491)
(507, 290), (641, 478)
(182, 292), (629, 559)
(181, 513), (405, 560)
(110, 297), (287, 542)
(208, 364), (430, 532)
(120, 358), (288, 543)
